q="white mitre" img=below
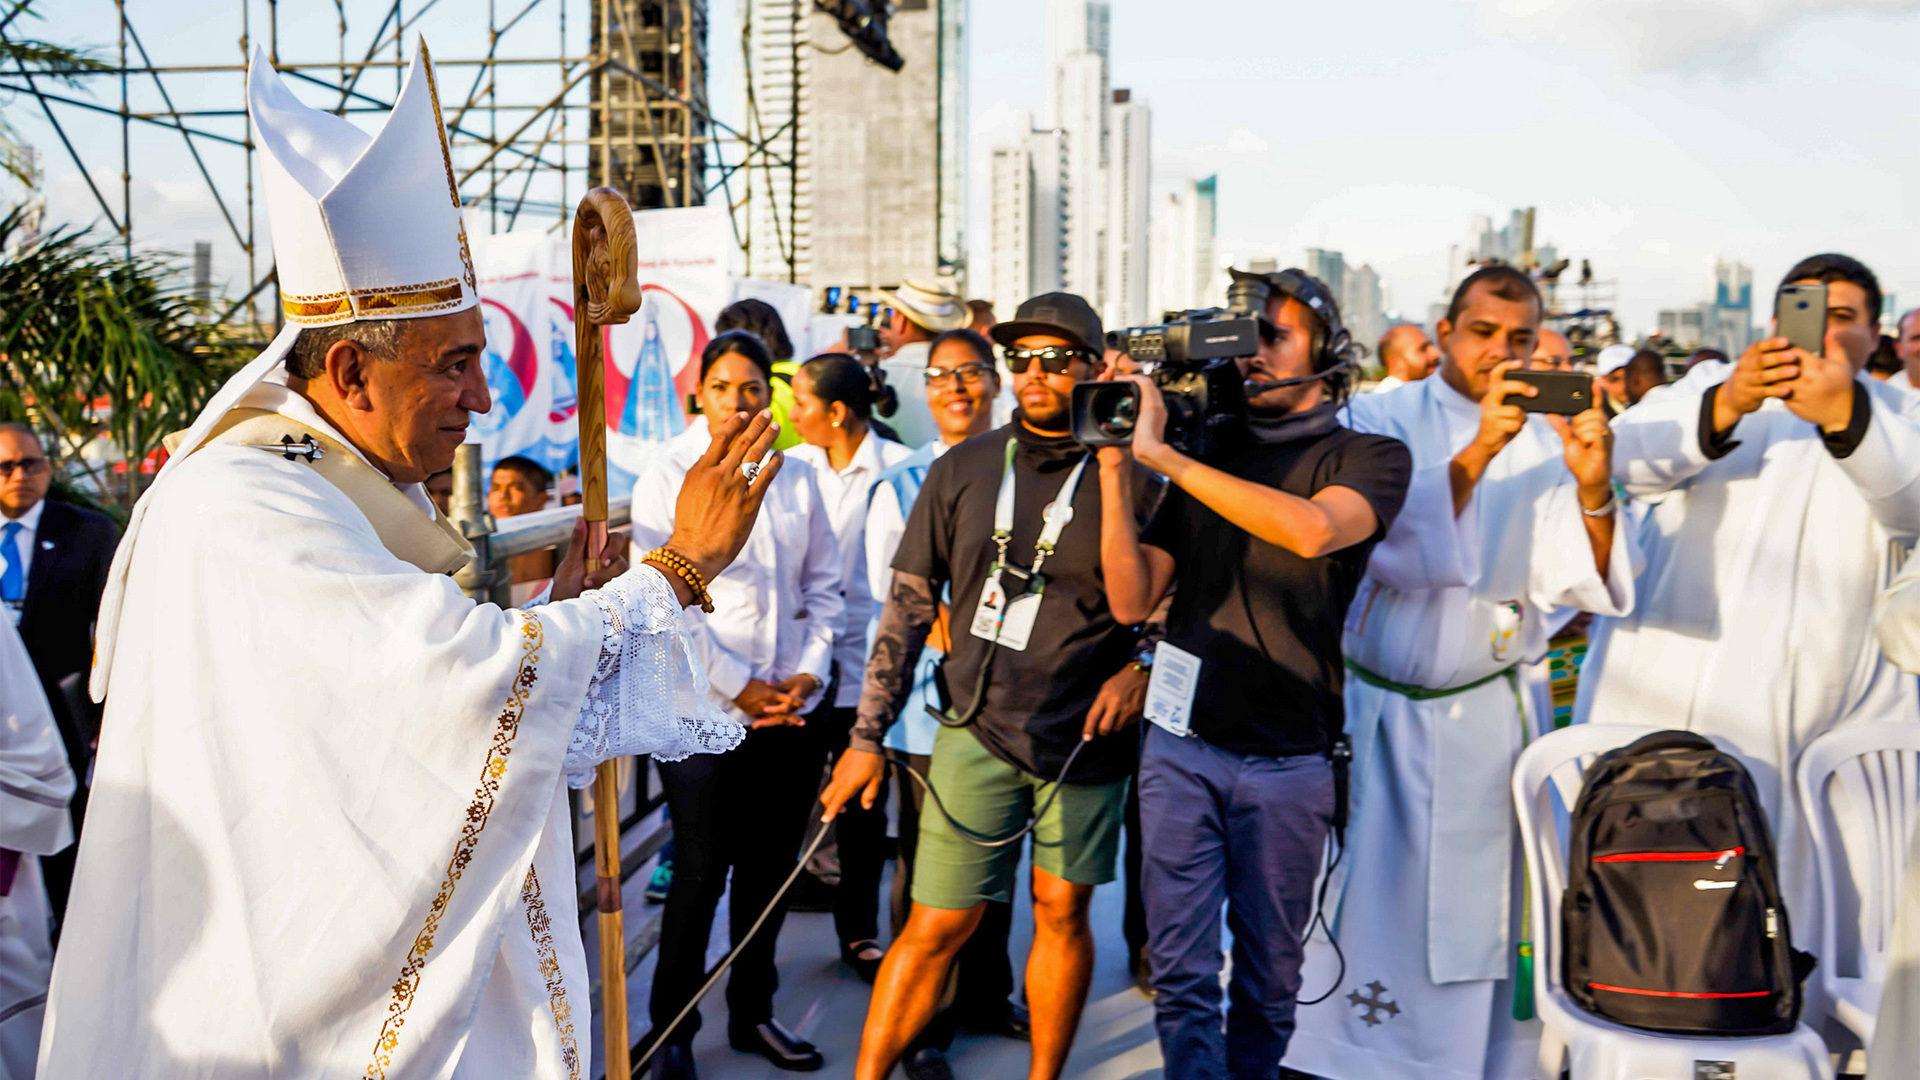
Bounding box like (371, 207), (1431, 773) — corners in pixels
(90, 40), (476, 700)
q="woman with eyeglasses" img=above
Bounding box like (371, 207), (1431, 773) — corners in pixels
(629, 329), (844, 1076)
(785, 353), (915, 982)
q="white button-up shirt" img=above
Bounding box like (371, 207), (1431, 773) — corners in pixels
(789, 430), (914, 706)
(630, 418), (843, 723)
(1, 497), (44, 625)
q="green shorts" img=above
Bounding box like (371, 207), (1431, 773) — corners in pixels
(909, 724), (1130, 910)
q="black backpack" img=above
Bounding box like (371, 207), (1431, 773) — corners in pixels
(1561, 730), (1815, 1036)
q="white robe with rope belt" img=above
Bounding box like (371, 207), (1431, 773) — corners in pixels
(0, 615), (74, 1080)
(1284, 375), (1636, 1080)
(37, 331), (743, 1080)
(1576, 365), (1920, 989)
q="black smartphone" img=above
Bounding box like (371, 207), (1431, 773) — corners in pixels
(1506, 370), (1594, 415)
(1775, 282), (1827, 356)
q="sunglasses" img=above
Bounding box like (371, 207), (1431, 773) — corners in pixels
(1002, 346), (1096, 375)
(0, 457), (48, 479)
(922, 362), (996, 387)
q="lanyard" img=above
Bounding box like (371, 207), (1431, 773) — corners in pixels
(991, 436), (1089, 580)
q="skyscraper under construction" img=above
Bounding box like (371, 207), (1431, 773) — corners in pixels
(588, 0), (709, 210)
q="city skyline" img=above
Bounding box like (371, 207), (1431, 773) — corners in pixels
(14, 2), (1920, 339)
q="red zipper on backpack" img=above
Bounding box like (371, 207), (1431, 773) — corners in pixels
(1592, 846), (1744, 865)
(1588, 982), (1770, 999)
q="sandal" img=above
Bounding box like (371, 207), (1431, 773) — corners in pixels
(840, 939), (885, 983)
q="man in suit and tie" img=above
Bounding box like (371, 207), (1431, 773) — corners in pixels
(0, 422), (118, 924)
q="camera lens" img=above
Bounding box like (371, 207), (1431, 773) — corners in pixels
(1099, 393), (1138, 439)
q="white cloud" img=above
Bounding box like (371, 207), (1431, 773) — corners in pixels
(1483, 0), (1920, 74)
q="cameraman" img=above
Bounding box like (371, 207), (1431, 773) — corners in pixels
(1097, 270), (1412, 1080)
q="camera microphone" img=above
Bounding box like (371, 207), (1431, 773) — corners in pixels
(1244, 358), (1351, 396)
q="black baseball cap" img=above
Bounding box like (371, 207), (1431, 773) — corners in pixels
(990, 292), (1104, 354)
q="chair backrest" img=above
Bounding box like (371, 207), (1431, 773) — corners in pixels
(1511, 724), (1746, 996)
(1794, 720), (1920, 985)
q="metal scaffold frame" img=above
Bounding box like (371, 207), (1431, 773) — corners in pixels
(0, 0), (804, 342)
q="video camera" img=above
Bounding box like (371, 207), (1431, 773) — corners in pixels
(1071, 270), (1278, 459)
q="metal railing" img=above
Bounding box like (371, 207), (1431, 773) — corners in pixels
(444, 445), (671, 995)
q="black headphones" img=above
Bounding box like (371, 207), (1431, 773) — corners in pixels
(1228, 267), (1357, 397)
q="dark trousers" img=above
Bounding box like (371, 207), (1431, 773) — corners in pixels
(648, 721), (821, 1045)
(1138, 724), (1332, 1080)
(889, 751), (1017, 1051)
(812, 706), (888, 947)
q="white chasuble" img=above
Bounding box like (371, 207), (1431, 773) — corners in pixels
(1284, 376), (1636, 1080)
(1579, 365), (1920, 979)
(40, 385), (737, 1078)
(0, 617), (74, 1080)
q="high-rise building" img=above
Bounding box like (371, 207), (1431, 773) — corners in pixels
(1055, 50), (1107, 302)
(990, 145), (1034, 321)
(1344, 263), (1385, 356)
(1148, 174), (1219, 319)
(1659, 259), (1756, 355)
(1104, 89), (1150, 328)
(1305, 248), (1347, 309)
(589, 0), (709, 212)
(745, 0), (809, 283)
(744, 0), (966, 293)
(1049, 0), (1113, 309)
(987, 114), (1066, 316)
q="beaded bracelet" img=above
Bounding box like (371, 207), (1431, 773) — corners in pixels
(642, 547), (715, 613)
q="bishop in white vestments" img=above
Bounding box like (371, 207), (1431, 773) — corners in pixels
(1285, 268), (1635, 1080)
(0, 616), (73, 1080)
(36, 44), (778, 1080)
(1577, 256), (1920, 971)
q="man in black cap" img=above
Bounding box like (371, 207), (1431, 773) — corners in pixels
(821, 292), (1157, 1080)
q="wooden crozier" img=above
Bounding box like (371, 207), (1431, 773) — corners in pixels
(572, 187), (643, 1079)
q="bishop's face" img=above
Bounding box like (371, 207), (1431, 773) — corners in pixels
(359, 309), (491, 483)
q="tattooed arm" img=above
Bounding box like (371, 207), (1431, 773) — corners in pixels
(821, 569), (936, 820)
(848, 569), (938, 754)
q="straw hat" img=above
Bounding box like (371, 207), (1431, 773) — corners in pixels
(876, 278), (969, 333)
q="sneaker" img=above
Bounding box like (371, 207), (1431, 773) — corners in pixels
(645, 862), (673, 903)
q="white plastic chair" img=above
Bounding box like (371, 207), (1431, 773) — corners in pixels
(1794, 720), (1920, 1051)
(1512, 724), (1833, 1080)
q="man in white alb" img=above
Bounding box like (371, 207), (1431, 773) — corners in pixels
(37, 43), (778, 1080)
(1285, 265), (1635, 1080)
(1577, 254), (1920, 969)
(0, 615), (72, 1080)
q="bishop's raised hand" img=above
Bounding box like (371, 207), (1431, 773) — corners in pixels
(665, 409), (784, 589)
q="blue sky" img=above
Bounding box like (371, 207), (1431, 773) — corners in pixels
(13, 0), (1920, 333)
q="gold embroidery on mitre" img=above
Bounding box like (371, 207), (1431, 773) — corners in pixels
(420, 42), (463, 212)
(522, 867), (581, 1080)
(364, 615), (543, 1080)
(353, 278), (467, 317)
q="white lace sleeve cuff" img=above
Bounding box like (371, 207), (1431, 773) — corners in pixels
(565, 565), (745, 786)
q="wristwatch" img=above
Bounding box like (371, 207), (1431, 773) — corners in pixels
(1129, 643), (1156, 675)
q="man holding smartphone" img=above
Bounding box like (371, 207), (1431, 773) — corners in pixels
(1096, 270), (1412, 1079)
(1285, 265), (1637, 1080)
(1578, 254), (1920, 956)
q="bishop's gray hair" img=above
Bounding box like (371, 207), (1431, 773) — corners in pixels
(285, 319), (410, 380)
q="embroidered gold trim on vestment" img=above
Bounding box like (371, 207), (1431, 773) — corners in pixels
(523, 866), (581, 1080)
(363, 614), (544, 1079)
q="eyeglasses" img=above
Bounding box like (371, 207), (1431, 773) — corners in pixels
(0, 457), (48, 479)
(1002, 346), (1095, 375)
(922, 362), (995, 388)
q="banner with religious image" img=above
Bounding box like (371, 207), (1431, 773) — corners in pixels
(470, 204), (735, 497)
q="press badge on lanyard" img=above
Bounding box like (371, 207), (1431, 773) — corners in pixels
(969, 441), (1089, 653)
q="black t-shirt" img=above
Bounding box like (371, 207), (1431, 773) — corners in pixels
(892, 421), (1156, 783)
(1141, 419), (1412, 758)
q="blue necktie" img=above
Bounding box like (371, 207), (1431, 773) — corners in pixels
(0, 522), (22, 604)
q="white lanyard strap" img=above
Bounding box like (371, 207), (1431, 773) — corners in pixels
(992, 436), (1089, 578)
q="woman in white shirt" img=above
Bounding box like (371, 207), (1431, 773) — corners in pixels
(787, 352), (914, 981)
(629, 330), (844, 1076)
